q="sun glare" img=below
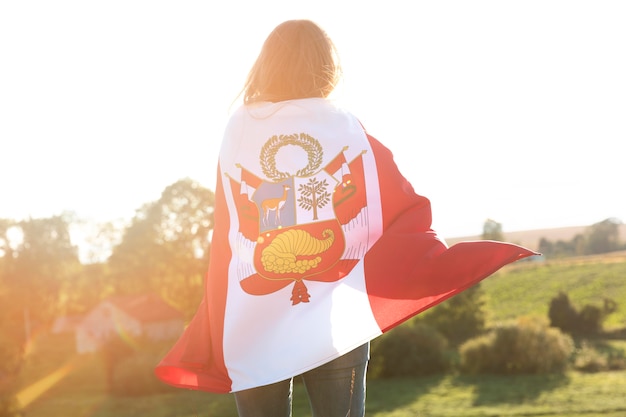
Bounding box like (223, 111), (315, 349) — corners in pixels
(16, 356), (83, 408)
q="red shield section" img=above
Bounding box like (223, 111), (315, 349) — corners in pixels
(254, 220), (345, 282)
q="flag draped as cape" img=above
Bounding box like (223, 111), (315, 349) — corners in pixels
(155, 98), (537, 393)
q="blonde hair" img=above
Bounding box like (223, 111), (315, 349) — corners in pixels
(243, 20), (341, 104)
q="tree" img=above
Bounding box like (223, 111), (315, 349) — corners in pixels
(532, 218), (622, 259)
(548, 292), (578, 334)
(585, 218), (621, 255)
(417, 285), (487, 347)
(1, 220), (29, 416)
(370, 322), (449, 377)
(554, 239), (576, 258)
(482, 219), (504, 241)
(0, 292), (26, 417)
(106, 213), (161, 295)
(0, 219), (18, 261)
(108, 178), (215, 318)
(58, 262), (110, 316)
(549, 291), (617, 336)
(297, 177), (331, 220)
(2, 214), (80, 327)
(74, 218), (126, 264)
(572, 234), (586, 256)
(538, 238), (553, 257)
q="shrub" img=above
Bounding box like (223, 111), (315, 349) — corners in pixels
(369, 322), (450, 378)
(548, 292), (578, 334)
(459, 317), (573, 375)
(574, 342), (607, 372)
(573, 340), (626, 372)
(578, 305), (603, 335)
(549, 292), (617, 336)
(608, 354), (626, 370)
(418, 285), (486, 347)
(111, 351), (174, 396)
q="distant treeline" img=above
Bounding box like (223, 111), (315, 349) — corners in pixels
(536, 218), (625, 258)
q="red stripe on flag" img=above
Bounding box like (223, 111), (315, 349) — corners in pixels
(362, 135), (537, 332)
(155, 167), (233, 393)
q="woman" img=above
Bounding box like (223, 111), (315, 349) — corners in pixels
(156, 19), (535, 417)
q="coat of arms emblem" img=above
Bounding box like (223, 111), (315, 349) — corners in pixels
(228, 133), (368, 305)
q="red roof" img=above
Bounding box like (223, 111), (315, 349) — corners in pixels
(106, 293), (183, 323)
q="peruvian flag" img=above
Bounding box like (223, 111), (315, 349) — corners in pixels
(155, 99), (536, 393)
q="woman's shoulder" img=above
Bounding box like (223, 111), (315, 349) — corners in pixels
(233, 98), (356, 118)
(224, 99), (363, 140)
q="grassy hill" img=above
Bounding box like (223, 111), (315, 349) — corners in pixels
(481, 250), (626, 329)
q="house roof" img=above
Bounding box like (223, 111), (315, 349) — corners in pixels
(105, 293), (184, 323)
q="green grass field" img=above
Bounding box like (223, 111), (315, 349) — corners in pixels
(16, 254), (626, 417)
(482, 253), (626, 328)
(18, 359), (626, 417)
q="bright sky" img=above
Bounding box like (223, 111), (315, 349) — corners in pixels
(1, 1), (624, 240)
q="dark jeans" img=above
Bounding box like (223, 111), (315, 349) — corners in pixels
(234, 343), (369, 417)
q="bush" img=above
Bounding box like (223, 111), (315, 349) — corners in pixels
(573, 340), (626, 372)
(608, 355), (626, 370)
(578, 305), (604, 335)
(418, 285), (486, 347)
(369, 322), (450, 378)
(111, 351), (174, 396)
(549, 292), (617, 336)
(459, 317), (573, 375)
(548, 292), (578, 334)
(574, 342), (607, 372)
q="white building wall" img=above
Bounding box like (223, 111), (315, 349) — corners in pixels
(75, 301), (141, 353)
(74, 298), (184, 353)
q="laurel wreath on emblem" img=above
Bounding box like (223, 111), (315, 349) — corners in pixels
(260, 133), (323, 181)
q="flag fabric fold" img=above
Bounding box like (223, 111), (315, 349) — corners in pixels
(155, 98), (537, 393)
